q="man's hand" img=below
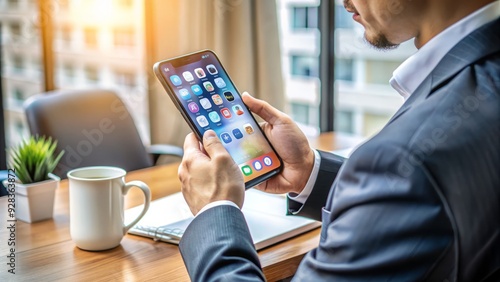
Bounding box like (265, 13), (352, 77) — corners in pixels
(179, 130), (245, 215)
(242, 92), (315, 195)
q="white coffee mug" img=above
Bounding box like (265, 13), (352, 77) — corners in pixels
(68, 166), (151, 251)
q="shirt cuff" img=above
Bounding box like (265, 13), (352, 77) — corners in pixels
(287, 149), (321, 204)
(196, 200), (240, 217)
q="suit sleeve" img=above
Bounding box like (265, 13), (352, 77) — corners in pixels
(288, 150), (346, 221)
(179, 205), (265, 282)
(292, 145), (455, 281)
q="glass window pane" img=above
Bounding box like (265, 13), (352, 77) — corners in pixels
(292, 7), (307, 29)
(1, 1), (42, 147)
(333, 2), (417, 137)
(277, 0), (321, 134)
(113, 27), (135, 47)
(291, 55), (319, 77)
(84, 27), (98, 48)
(51, 0), (149, 142)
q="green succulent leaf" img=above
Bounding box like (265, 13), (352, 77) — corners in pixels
(7, 136), (65, 184)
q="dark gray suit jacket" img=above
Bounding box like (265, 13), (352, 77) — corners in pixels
(179, 18), (500, 282)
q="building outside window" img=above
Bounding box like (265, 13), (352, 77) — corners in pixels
(84, 66), (99, 82)
(335, 58), (354, 82)
(291, 6), (318, 29)
(84, 27), (98, 48)
(115, 71), (136, 88)
(59, 25), (72, 42)
(278, 0), (416, 137)
(113, 27), (135, 48)
(9, 21), (22, 40)
(12, 55), (24, 72)
(291, 54), (319, 77)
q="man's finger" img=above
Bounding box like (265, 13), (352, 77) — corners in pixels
(202, 130), (228, 159)
(183, 132), (203, 154)
(242, 92), (284, 125)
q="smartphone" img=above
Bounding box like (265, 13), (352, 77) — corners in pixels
(153, 50), (282, 189)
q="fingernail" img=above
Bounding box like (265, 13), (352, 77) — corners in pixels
(204, 130), (216, 139)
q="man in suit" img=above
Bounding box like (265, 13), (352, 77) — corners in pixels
(178, 0), (500, 280)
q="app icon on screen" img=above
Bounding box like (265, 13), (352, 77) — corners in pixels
(194, 68), (206, 78)
(191, 84), (203, 96)
(243, 124), (254, 135)
(208, 111), (221, 123)
(253, 160), (263, 171)
(232, 104), (244, 115)
(170, 75), (182, 86)
(220, 132), (233, 144)
(214, 78), (226, 88)
(223, 91), (235, 102)
(183, 71), (194, 82)
(241, 165), (252, 176)
(221, 108), (232, 119)
(179, 88), (191, 100)
(196, 115), (209, 127)
(263, 156), (273, 166)
(199, 98), (212, 109)
(211, 94), (223, 105)
(232, 128), (243, 139)
(206, 64), (218, 75)
(203, 81), (215, 92)
(188, 102), (199, 113)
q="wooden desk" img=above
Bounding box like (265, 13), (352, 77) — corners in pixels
(0, 132), (363, 281)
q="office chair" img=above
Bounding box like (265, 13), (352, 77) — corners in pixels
(24, 89), (183, 178)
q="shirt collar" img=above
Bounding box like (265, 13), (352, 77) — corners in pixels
(390, 1), (500, 99)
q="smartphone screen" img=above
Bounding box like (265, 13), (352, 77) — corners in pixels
(154, 50), (282, 188)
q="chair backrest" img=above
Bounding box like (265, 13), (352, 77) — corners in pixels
(24, 89), (153, 178)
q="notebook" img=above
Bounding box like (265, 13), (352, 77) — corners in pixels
(125, 189), (321, 250)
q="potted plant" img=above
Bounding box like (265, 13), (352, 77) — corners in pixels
(7, 136), (64, 223)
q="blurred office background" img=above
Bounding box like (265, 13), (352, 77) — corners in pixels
(1, 0), (430, 163)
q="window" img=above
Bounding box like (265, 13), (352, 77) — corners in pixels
(7, 0), (19, 8)
(58, 0), (70, 9)
(84, 66), (99, 82)
(291, 6), (318, 29)
(363, 113), (391, 136)
(278, 0), (415, 137)
(9, 21), (22, 40)
(63, 63), (75, 79)
(59, 25), (72, 42)
(12, 55), (24, 72)
(84, 27), (98, 48)
(290, 103), (310, 125)
(115, 71), (136, 88)
(13, 88), (24, 101)
(365, 60), (401, 85)
(335, 58), (354, 81)
(335, 4), (354, 29)
(291, 55), (319, 77)
(115, 0), (133, 9)
(113, 27), (135, 47)
(335, 110), (354, 134)
(32, 56), (42, 72)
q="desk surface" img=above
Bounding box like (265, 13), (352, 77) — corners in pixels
(0, 132), (363, 281)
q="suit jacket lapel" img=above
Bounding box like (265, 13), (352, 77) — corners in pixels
(430, 17), (500, 93)
(386, 16), (500, 126)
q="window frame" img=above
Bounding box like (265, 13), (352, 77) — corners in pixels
(318, 0), (336, 132)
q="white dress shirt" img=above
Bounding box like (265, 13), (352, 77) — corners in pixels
(196, 1), (500, 216)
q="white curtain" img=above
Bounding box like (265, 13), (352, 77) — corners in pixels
(146, 0), (285, 148)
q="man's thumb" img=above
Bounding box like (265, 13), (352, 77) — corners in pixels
(203, 130), (225, 157)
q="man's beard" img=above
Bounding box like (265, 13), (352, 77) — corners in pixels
(365, 32), (400, 50)
(344, 0), (400, 50)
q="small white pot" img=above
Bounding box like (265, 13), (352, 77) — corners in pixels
(6, 173), (60, 223)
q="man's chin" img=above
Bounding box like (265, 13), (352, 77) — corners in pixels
(365, 32), (400, 50)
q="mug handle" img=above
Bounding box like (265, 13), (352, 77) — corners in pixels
(122, 180), (151, 234)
